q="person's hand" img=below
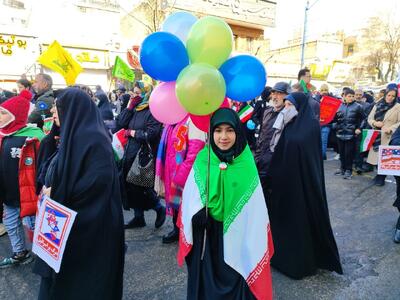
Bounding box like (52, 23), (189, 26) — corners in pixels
(128, 95), (142, 110)
(355, 129), (361, 135)
(382, 127), (392, 134)
(43, 186), (52, 197)
(130, 130), (136, 137)
(373, 121), (384, 128)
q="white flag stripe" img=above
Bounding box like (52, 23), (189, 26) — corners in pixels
(224, 182), (269, 279)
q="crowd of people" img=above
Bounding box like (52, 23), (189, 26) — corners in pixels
(0, 68), (399, 299)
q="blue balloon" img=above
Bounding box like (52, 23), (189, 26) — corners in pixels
(140, 32), (189, 82)
(161, 12), (198, 44)
(247, 119), (256, 130)
(219, 55), (267, 102)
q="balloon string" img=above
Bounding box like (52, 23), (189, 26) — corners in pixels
(201, 120), (211, 261)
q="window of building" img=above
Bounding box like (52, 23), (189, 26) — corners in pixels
(247, 37), (253, 52)
(3, 0), (25, 9)
(347, 44), (354, 55)
(233, 35), (238, 50)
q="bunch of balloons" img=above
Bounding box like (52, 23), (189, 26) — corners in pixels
(140, 11), (267, 131)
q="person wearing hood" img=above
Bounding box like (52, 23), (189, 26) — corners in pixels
(97, 93), (114, 121)
(0, 90), (45, 268)
(178, 108), (274, 300)
(117, 81), (166, 229)
(33, 88), (125, 299)
(96, 93), (115, 131)
(266, 92), (343, 279)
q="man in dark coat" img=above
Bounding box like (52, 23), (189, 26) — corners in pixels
(254, 82), (290, 203)
(266, 92), (343, 279)
(29, 73), (54, 128)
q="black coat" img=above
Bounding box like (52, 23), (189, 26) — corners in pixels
(254, 105), (281, 176)
(390, 127), (400, 211)
(97, 94), (114, 121)
(266, 92), (343, 279)
(333, 101), (364, 140)
(28, 89), (54, 128)
(0, 136), (26, 207)
(33, 88), (124, 300)
(117, 107), (162, 210)
(186, 209), (255, 300)
(308, 94), (321, 121)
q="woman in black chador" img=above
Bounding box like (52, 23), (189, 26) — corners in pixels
(266, 92), (343, 279)
(34, 88), (125, 299)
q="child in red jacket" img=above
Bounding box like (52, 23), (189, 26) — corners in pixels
(0, 90), (44, 268)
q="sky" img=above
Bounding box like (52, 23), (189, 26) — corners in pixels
(267, 0), (400, 49)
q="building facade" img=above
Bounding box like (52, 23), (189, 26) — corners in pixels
(1, 0), (277, 91)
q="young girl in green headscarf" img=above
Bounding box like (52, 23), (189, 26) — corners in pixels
(178, 108), (274, 300)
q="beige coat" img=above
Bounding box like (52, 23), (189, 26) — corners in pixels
(367, 102), (400, 165)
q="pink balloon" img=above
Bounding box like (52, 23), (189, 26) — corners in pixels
(150, 82), (188, 125)
(190, 98), (230, 132)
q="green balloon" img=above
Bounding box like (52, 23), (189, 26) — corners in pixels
(176, 63), (226, 116)
(186, 16), (233, 68)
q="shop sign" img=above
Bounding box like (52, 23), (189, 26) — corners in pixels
(168, 0), (276, 27)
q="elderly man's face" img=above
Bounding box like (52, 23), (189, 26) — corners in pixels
(271, 91), (286, 110)
(355, 90), (363, 101)
(33, 75), (48, 94)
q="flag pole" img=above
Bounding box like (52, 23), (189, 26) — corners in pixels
(201, 119), (212, 261)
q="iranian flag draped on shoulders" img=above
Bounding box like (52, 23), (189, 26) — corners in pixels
(178, 144), (274, 300)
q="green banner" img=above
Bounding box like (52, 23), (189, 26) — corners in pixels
(112, 56), (135, 82)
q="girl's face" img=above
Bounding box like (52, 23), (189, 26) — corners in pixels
(0, 109), (13, 128)
(50, 101), (60, 127)
(213, 124), (236, 151)
(385, 90), (397, 104)
(17, 83), (26, 93)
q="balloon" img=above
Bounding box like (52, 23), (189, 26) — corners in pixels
(246, 119), (256, 130)
(176, 63), (226, 116)
(140, 32), (189, 82)
(220, 55), (267, 102)
(161, 12), (198, 44)
(149, 82), (188, 125)
(186, 16), (233, 68)
(189, 98), (230, 132)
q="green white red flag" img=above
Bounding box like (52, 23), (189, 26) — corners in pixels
(43, 117), (54, 135)
(360, 129), (380, 152)
(238, 104), (254, 123)
(112, 129), (128, 161)
(178, 146), (274, 300)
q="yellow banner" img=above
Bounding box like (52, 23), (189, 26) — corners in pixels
(38, 41), (82, 85)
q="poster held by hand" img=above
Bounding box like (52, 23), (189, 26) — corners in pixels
(32, 196), (77, 273)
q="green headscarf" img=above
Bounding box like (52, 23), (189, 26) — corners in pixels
(209, 108), (247, 163)
(135, 80), (153, 111)
(193, 108), (257, 230)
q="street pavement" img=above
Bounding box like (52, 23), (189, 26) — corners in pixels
(1, 153), (400, 300)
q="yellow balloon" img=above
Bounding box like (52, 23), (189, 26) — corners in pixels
(176, 63), (226, 116)
(186, 16), (233, 68)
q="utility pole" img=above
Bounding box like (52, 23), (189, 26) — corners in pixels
(300, 0), (320, 68)
(300, 1), (309, 68)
